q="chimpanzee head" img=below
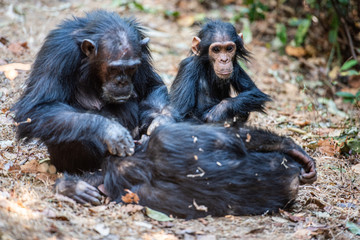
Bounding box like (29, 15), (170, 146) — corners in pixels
(191, 20), (249, 80)
(80, 27), (149, 103)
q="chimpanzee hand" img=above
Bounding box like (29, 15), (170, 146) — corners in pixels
(287, 149), (317, 184)
(103, 122), (135, 157)
(55, 178), (102, 205)
(203, 100), (230, 123)
(147, 115), (175, 135)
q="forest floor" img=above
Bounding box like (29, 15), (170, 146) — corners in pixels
(0, 0), (359, 239)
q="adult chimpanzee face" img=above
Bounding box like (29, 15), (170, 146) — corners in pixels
(208, 41), (236, 79)
(101, 57), (140, 103)
(81, 31), (144, 103)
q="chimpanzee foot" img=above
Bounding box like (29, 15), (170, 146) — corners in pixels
(55, 178), (102, 205)
(288, 149), (317, 184)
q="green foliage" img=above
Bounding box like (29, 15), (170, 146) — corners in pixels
(145, 207), (173, 221)
(164, 10), (180, 18)
(276, 23), (287, 46)
(340, 59), (359, 71)
(243, 0), (269, 22)
(336, 91), (360, 104)
(294, 18), (311, 46)
(335, 127), (360, 154)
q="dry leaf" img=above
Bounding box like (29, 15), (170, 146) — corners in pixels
(294, 120), (310, 127)
(285, 45), (306, 57)
(7, 42), (28, 56)
(317, 138), (340, 156)
(120, 204), (143, 214)
(193, 199), (208, 212)
(279, 209), (306, 222)
(121, 189), (140, 204)
(36, 173), (56, 185)
(20, 159), (40, 173)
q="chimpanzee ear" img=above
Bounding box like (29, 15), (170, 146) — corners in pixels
(81, 39), (97, 57)
(140, 37), (150, 46)
(238, 32), (243, 40)
(191, 36), (201, 56)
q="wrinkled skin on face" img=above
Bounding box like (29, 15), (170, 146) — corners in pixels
(81, 34), (149, 104)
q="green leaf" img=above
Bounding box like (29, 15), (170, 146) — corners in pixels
(340, 59), (358, 71)
(340, 70), (359, 76)
(164, 10), (180, 17)
(288, 18), (301, 27)
(295, 19), (311, 46)
(145, 207), (174, 221)
(133, 1), (145, 11)
(346, 221), (360, 235)
(276, 23), (287, 45)
(347, 139), (360, 153)
(336, 92), (355, 98)
(355, 91), (360, 98)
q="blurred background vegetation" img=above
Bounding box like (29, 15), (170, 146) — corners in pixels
(113, 0), (360, 100)
(110, 0), (360, 155)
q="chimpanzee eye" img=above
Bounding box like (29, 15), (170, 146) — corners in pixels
(212, 46), (220, 53)
(226, 46), (233, 52)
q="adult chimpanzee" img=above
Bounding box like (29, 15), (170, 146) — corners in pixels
(56, 122), (317, 219)
(169, 20), (271, 123)
(12, 10), (169, 173)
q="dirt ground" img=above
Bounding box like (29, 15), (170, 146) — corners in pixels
(0, 0), (359, 239)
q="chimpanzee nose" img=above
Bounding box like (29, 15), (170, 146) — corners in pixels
(116, 76), (130, 87)
(220, 55), (229, 63)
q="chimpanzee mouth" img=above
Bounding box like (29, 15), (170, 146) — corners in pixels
(216, 71), (232, 79)
(113, 95), (132, 102)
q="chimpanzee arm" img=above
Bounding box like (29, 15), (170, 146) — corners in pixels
(203, 66), (271, 122)
(230, 66), (271, 114)
(16, 102), (134, 157)
(237, 127), (317, 184)
(135, 56), (175, 135)
(169, 57), (198, 120)
(139, 85), (175, 135)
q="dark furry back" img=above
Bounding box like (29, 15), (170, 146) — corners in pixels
(103, 123), (301, 219)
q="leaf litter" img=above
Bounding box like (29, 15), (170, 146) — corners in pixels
(0, 0), (359, 239)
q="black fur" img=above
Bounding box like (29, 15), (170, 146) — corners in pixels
(169, 20), (271, 123)
(12, 10), (169, 173)
(56, 123), (307, 219)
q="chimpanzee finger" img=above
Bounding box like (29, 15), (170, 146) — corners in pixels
(299, 168), (317, 184)
(124, 137), (135, 156)
(147, 121), (159, 135)
(72, 195), (88, 205)
(85, 187), (102, 200)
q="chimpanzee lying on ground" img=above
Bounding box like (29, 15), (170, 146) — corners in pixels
(168, 20), (271, 124)
(56, 122), (317, 219)
(12, 10), (170, 173)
